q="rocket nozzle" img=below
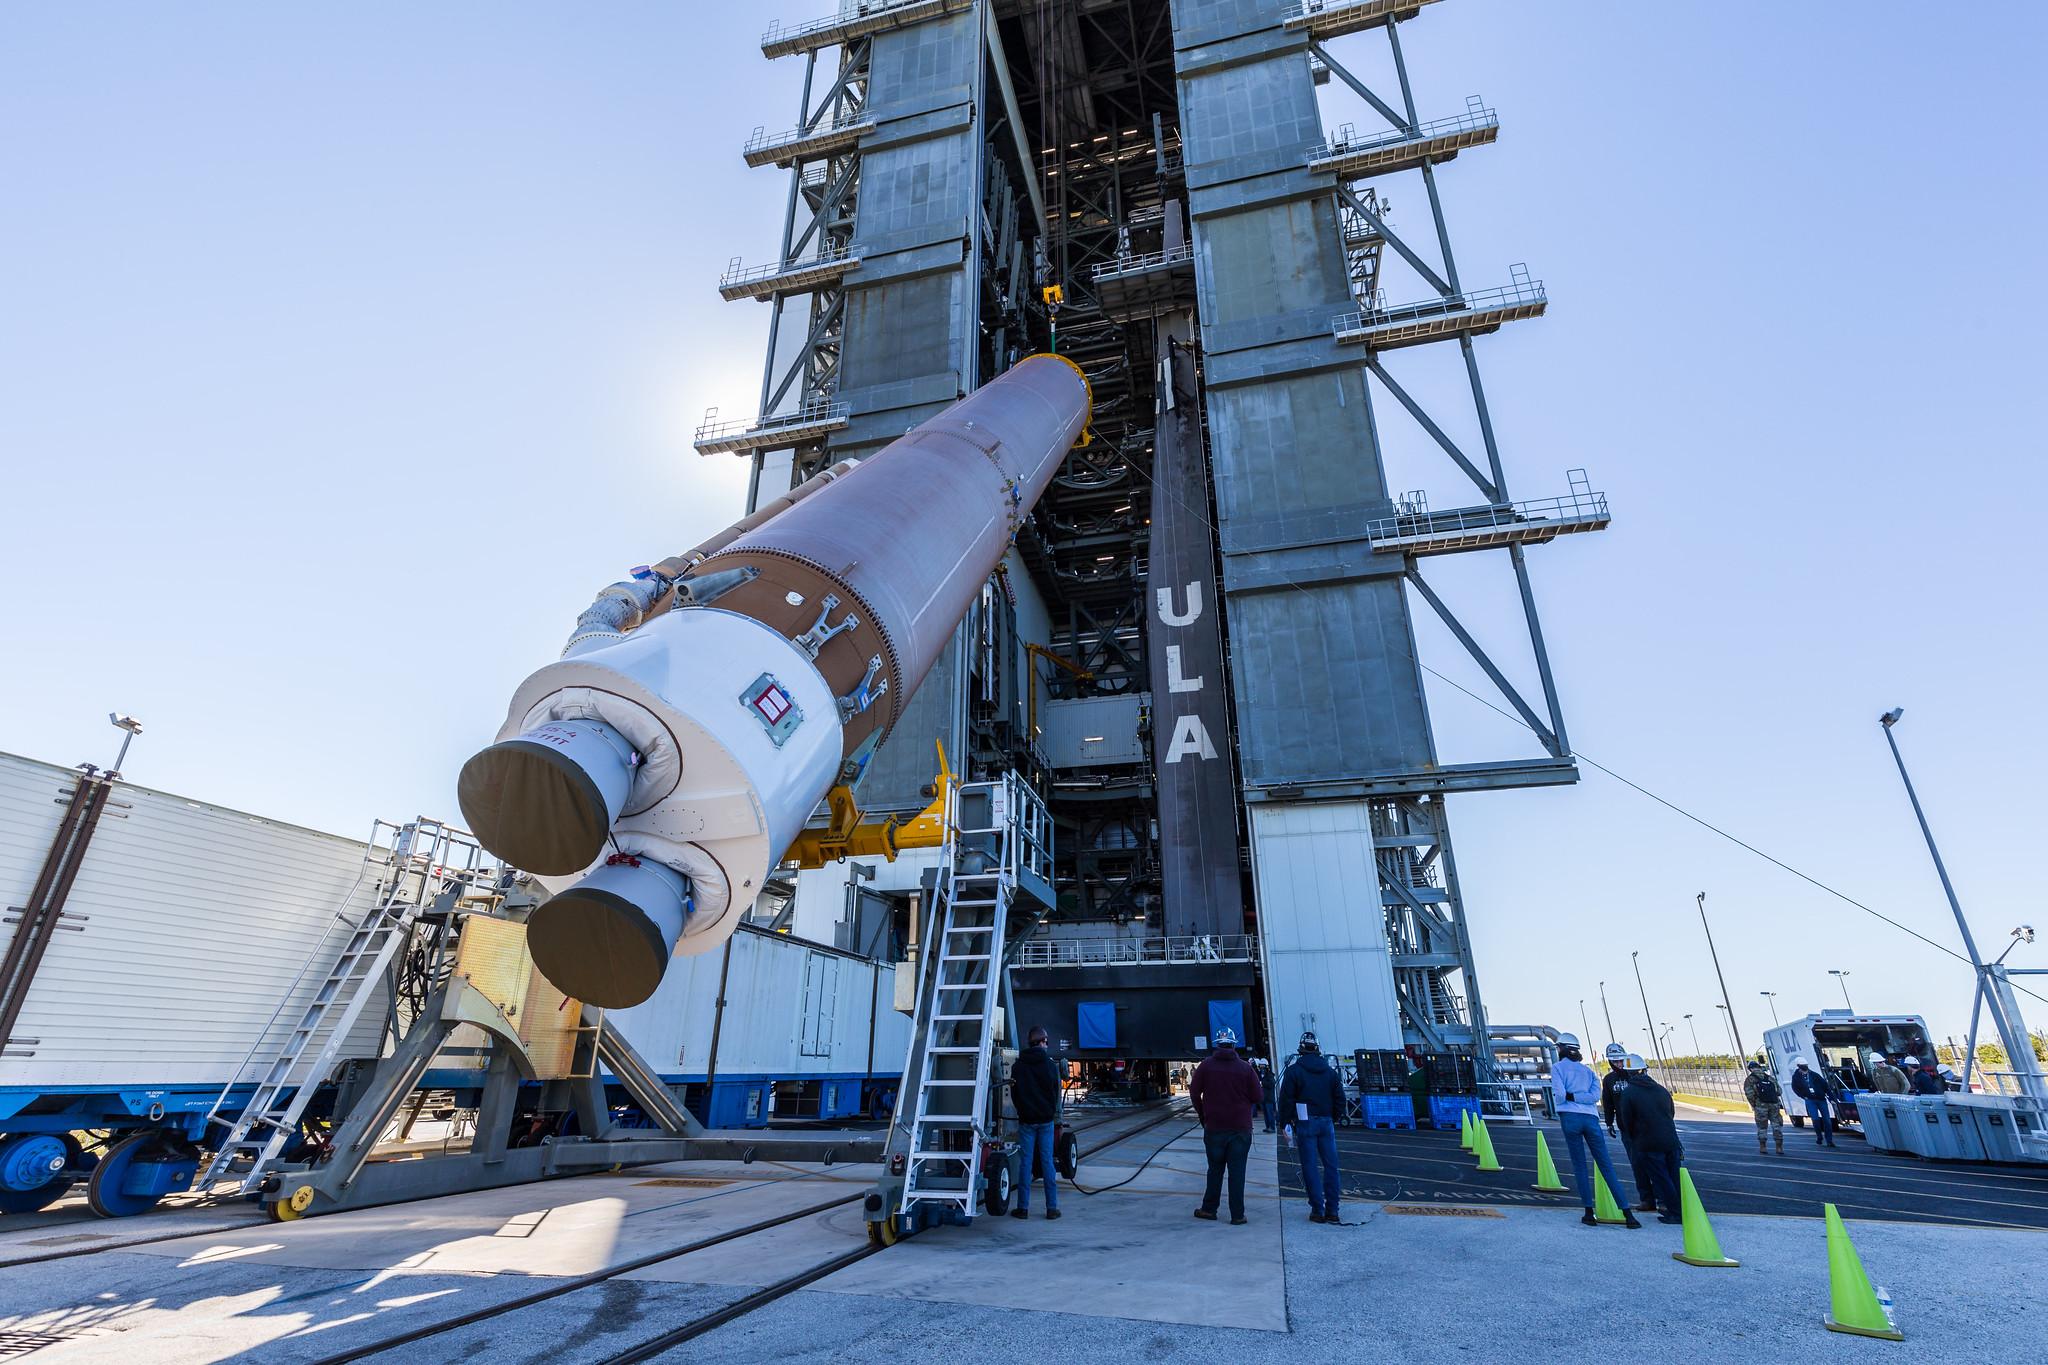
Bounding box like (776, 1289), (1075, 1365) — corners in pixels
(457, 718), (636, 876)
(526, 855), (693, 1007)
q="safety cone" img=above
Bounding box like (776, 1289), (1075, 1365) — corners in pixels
(1822, 1203), (1902, 1340)
(1459, 1108), (1474, 1150)
(1670, 1167), (1738, 1268)
(1592, 1166), (1626, 1225)
(1473, 1118), (1502, 1172)
(1531, 1131), (1567, 1192)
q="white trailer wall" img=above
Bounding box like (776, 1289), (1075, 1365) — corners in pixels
(605, 924), (910, 1084)
(1250, 801), (1403, 1053)
(0, 751), (388, 1089)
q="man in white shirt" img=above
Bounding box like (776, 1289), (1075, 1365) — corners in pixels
(1550, 1034), (1641, 1229)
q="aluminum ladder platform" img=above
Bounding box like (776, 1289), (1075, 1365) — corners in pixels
(196, 819), (476, 1193)
(898, 772), (1053, 1219)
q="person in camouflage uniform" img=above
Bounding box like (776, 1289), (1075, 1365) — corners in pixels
(1742, 1058), (1784, 1155)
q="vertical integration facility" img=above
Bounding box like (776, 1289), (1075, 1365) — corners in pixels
(703, 0), (1609, 1075)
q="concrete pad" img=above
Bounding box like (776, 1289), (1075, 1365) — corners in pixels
(108, 1162), (878, 1276)
(813, 1127), (1289, 1332)
(0, 1162), (878, 1364)
(1281, 1201), (2045, 1361)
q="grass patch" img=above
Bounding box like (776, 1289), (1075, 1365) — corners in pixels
(1672, 1091), (1748, 1114)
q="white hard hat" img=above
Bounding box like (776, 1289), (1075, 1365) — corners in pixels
(1214, 1027), (1238, 1047)
(1627, 1054), (1646, 1071)
(1604, 1042), (1628, 1063)
(1903, 1055), (1921, 1066)
(1556, 1032), (1581, 1049)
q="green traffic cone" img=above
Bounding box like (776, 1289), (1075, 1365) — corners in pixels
(1459, 1108), (1474, 1150)
(1822, 1203), (1902, 1340)
(1670, 1167), (1738, 1268)
(1473, 1118), (1502, 1172)
(1531, 1131), (1567, 1192)
(1592, 1165), (1626, 1224)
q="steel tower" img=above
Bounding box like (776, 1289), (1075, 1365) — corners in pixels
(705, 0), (1606, 1072)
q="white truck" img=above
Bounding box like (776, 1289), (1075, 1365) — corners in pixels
(1762, 1009), (1940, 1127)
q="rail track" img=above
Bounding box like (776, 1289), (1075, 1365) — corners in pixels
(302, 1099), (1192, 1364)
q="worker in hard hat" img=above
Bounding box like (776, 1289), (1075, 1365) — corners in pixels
(1277, 1030), (1345, 1225)
(1790, 1058), (1838, 1148)
(1904, 1055), (1945, 1096)
(1190, 1027), (1262, 1225)
(1869, 1053), (1909, 1094)
(1549, 1034), (1641, 1229)
(1741, 1059), (1785, 1154)
(1598, 1045), (1655, 1214)
(1613, 1060), (1684, 1225)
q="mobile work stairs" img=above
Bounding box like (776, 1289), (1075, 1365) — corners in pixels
(201, 818), (884, 1222)
(875, 771), (1053, 1238)
(196, 817), (487, 1196)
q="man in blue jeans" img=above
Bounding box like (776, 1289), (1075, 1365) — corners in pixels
(1550, 1034), (1641, 1229)
(1278, 1031), (1345, 1224)
(1009, 1026), (1063, 1219)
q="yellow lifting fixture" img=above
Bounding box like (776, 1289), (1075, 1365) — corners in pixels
(783, 742), (958, 870)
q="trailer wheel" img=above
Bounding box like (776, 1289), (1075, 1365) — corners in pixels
(1054, 1126), (1078, 1181)
(866, 1213), (901, 1248)
(0, 1133), (78, 1215)
(87, 1133), (192, 1218)
(982, 1160), (1012, 1217)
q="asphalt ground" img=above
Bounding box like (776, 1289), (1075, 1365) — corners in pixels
(1278, 1113), (2048, 1230)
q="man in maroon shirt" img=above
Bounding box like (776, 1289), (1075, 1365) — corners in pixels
(1190, 1027), (1264, 1225)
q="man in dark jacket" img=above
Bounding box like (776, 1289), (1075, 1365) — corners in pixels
(1009, 1026), (1063, 1219)
(1613, 1068), (1684, 1225)
(1904, 1056), (1946, 1095)
(1190, 1027), (1263, 1225)
(1791, 1059), (1837, 1147)
(1277, 1031), (1346, 1224)
(1600, 1046), (1656, 1213)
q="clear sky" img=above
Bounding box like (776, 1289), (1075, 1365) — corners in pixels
(3, 4), (2043, 1052)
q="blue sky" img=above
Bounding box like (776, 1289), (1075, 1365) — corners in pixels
(3, 4), (2043, 1050)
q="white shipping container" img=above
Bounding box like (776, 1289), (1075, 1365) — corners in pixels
(604, 924), (912, 1087)
(0, 751), (388, 1093)
(1250, 801), (1403, 1053)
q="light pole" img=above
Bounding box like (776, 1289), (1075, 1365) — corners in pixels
(1715, 1003), (1739, 1057)
(1598, 981), (1616, 1051)
(1759, 990), (1781, 1026)
(1579, 999), (1594, 1050)
(1880, 708), (2046, 1100)
(1631, 951), (1665, 1067)
(1829, 969), (1854, 1011)
(1696, 892), (1745, 1060)
(1684, 1013), (1702, 1056)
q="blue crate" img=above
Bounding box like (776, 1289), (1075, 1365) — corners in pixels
(1363, 1095), (1417, 1130)
(1429, 1095), (1480, 1131)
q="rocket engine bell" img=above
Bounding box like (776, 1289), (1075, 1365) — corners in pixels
(458, 354), (1091, 1006)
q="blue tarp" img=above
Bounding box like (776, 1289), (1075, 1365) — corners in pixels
(1077, 1001), (1118, 1049)
(1207, 1000), (1246, 1049)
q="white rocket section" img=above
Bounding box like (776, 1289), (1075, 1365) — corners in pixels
(494, 607), (843, 951)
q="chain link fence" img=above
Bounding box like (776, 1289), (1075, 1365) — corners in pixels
(1645, 1064), (1748, 1105)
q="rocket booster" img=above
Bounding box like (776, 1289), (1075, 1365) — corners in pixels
(458, 354), (1091, 1006)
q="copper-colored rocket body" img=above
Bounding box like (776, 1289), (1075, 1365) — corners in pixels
(696, 353), (1090, 756)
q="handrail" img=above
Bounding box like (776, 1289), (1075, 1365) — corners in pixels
(694, 400), (850, 446)
(1090, 243), (1194, 283)
(1013, 933), (1258, 967)
(1313, 104), (1497, 162)
(1333, 276), (1547, 335)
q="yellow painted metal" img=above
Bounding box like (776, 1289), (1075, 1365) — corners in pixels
(452, 916), (583, 1079)
(784, 743), (956, 869)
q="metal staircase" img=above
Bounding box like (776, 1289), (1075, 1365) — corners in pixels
(197, 818), (483, 1192)
(898, 773), (1053, 1219)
